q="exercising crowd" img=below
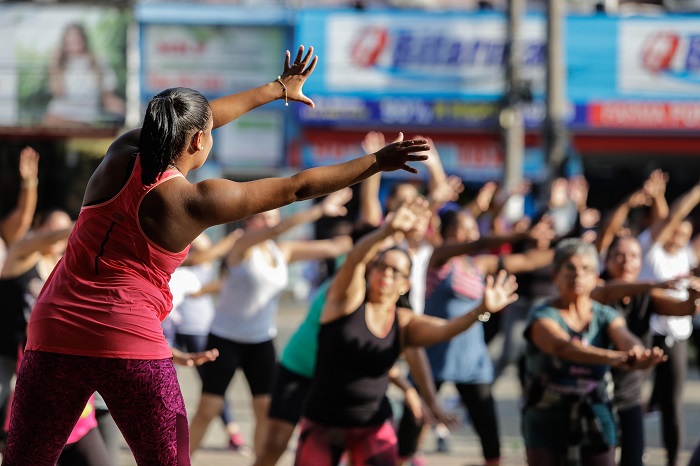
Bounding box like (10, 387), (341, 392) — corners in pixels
(0, 45), (699, 466)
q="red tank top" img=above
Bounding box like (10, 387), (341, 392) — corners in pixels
(26, 155), (189, 359)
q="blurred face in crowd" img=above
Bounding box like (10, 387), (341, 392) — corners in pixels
(449, 211), (480, 243)
(386, 183), (419, 213)
(367, 249), (411, 302)
(554, 253), (599, 299)
(605, 237), (643, 283)
(663, 220), (693, 255)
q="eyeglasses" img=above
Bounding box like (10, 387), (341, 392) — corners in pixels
(373, 261), (409, 280)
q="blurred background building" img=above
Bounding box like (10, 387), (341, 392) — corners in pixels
(0, 0), (699, 292)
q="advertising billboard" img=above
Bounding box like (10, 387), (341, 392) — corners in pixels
(0, 5), (129, 129)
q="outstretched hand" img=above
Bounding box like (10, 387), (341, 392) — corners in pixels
(481, 270), (519, 314)
(279, 45), (318, 108)
(321, 187), (353, 217)
(172, 348), (219, 367)
(373, 132), (430, 174)
(386, 197), (429, 235)
(618, 346), (667, 371)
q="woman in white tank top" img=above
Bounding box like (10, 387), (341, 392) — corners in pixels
(189, 189), (354, 458)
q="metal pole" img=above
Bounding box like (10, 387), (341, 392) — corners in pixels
(544, 0), (568, 180)
(501, 0), (526, 218)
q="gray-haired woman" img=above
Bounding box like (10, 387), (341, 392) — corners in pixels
(522, 239), (666, 466)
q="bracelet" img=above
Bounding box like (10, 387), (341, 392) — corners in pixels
(21, 178), (38, 189)
(275, 76), (288, 107)
(477, 311), (491, 322)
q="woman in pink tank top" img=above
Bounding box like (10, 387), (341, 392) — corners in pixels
(3, 45), (431, 466)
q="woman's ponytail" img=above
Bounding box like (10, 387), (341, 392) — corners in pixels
(138, 88), (211, 185)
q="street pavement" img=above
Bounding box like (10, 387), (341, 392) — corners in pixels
(118, 298), (700, 466)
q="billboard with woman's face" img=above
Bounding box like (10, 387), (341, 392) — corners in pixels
(0, 5), (129, 129)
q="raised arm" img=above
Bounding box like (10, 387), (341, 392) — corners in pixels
(477, 247), (555, 276)
(412, 135), (446, 193)
(181, 229), (243, 267)
(1, 225), (74, 278)
(429, 233), (524, 269)
(399, 270), (518, 347)
(650, 279), (700, 317)
(322, 199), (423, 323)
(463, 181), (499, 220)
(644, 169), (669, 226)
(590, 278), (678, 304)
(210, 45), (317, 128)
(356, 131), (389, 228)
(187, 137), (428, 231)
(430, 216), (554, 271)
(282, 235), (353, 264)
(1, 147), (40, 245)
(227, 188), (352, 265)
(595, 189), (649, 255)
(650, 181), (700, 246)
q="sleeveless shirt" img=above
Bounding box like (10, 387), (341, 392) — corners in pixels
(304, 302), (400, 427)
(210, 241), (288, 343)
(26, 155), (188, 359)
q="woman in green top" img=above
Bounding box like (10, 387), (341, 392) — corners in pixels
(523, 239), (666, 466)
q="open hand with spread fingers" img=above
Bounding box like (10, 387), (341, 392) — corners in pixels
(374, 132), (430, 174)
(278, 45), (318, 107)
(481, 269), (519, 314)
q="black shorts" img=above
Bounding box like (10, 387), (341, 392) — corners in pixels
(267, 362), (312, 425)
(200, 333), (276, 397)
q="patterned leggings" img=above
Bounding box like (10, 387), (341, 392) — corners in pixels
(2, 351), (189, 466)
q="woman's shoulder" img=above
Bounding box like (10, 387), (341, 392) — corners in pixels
(591, 300), (623, 323)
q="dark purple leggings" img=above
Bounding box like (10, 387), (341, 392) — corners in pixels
(2, 351), (189, 466)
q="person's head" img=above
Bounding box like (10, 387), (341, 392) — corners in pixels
(244, 209), (281, 230)
(366, 247), (412, 303)
(552, 238), (600, 299)
(33, 209), (72, 256)
(439, 209), (480, 243)
(605, 235), (642, 282)
(385, 182), (420, 214)
(139, 87), (213, 185)
(663, 220), (693, 255)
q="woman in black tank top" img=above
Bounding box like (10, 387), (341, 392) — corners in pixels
(295, 199), (519, 466)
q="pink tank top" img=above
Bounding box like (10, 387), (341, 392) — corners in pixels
(26, 155), (189, 359)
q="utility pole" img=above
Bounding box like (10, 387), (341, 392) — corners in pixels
(543, 0), (568, 181)
(501, 0), (526, 218)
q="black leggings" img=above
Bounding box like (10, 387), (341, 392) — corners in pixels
(435, 381), (500, 461)
(175, 333), (236, 425)
(648, 336), (687, 466)
(617, 404), (644, 466)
